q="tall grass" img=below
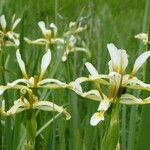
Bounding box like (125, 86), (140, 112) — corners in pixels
(0, 0), (149, 150)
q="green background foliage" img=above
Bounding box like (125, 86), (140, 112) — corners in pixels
(0, 0), (150, 150)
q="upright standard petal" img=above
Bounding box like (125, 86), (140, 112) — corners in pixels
(85, 62), (98, 76)
(107, 43), (119, 72)
(50, 23), (58, 37)
(0, 15), (6, 31)
(131, 51), (150, 76)
(39, 49), (51, 79)
(16, 49), (28, 79)
(38, 21), (47, 35)
(118, 49), (128, 74)
(12, 18), (21, 30)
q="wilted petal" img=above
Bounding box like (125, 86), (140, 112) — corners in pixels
(12, 18), (21, 30)
(85, 62), (98, 76)
(16, 49), (28, 79)
(0, 15), (6, 31)
(7, 98), (30, 115)
(90, 112), (104, 126)
(33, 101), (71, 120)
(131, 51), (150, 76)
(39, 49), (51, 79)
(38, 21), (47, 35)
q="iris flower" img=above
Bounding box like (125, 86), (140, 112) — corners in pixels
(0, 48), (67, 95)
(68, 43), (150, 126)
(62, 35), (88, 62)
(0, 88), (70, 120)
(135, 33), (149, 45)
(62, 21), (89, 62)
(24, 21), (64, 46)
(0, 14), (21, 48)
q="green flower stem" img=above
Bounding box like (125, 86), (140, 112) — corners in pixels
(101, 102), (120, 150)
(24, 110), (37, 150)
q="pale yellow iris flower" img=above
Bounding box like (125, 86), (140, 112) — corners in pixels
(0, 48), (67, 95)
(0, 88), (70, 120)
(68, 43), (150, 126)
(24, 21), (64, 46)
(0, 14), (21, 48)
(135, 33), (149, 45)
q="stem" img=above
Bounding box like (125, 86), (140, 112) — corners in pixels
(24, 110), (37, 150)
(101, 103), (120, 150)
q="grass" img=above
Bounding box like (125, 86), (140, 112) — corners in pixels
(0, 0), (150, 150)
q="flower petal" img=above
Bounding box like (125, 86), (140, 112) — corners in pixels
(83, 90), (102, 101)
(0, 86), (8, 95)
(90, 112), (104, 126)
(33, 101), (71, 120)
(97, 99), (110, 111)
(39, 49), (51, 79)
(38, 21), (47, 35)
(12, 18), (21, 30)
(7, 78), (29, 87)
(24, 38), (48, 45)
(51, 38), (64, 44)
(123, 76), (150, 91)
(90, 99), (110, 126)
(16, 49), (28, 79)
(107, 43), (119, 72)
(131, 51), (150, 75)
(38, 78), (66, 88)
(118, 49), (128, 74)
(120, 94), (150, 105)
(50, 23), (57, 37)
(7, 98), (30, 115)
(0, 15), (6, 31)
(69, 81), (83, 94)
(134, 33), (148, 45)
(85, 62), (98, 76)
